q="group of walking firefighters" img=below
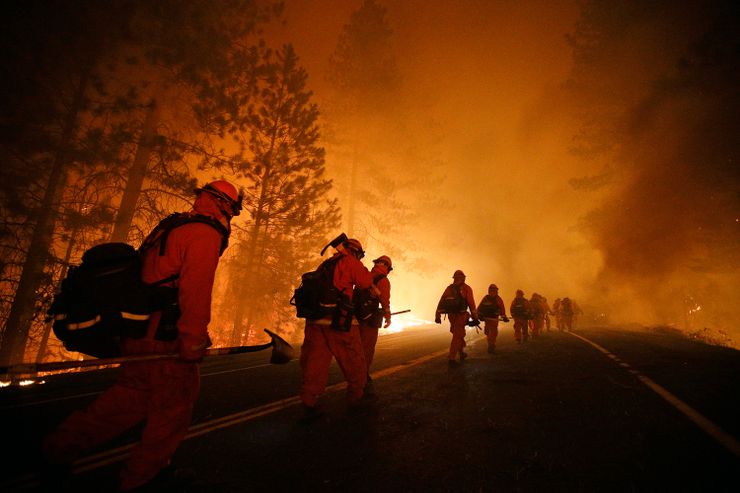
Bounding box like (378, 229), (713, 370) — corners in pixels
(435, 270), (581, 364)
(38, 180), (580, 491)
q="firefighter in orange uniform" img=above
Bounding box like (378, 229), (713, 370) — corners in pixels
(299, 238), (376, 416)
(529, 293), (545, 339)
(552, 298), (564, 331)
(354, 256), (392, 389)
(477, 284), (508, 353)
(561, 297), (579, 331)
(542, 296), (552, 332)
(43, 180), (241, 491)
(510, 289), (531, 343)
(435, 270), (478, 365)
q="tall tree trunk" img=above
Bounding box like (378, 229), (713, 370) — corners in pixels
(230, 183), (269, 345)
(0, 70), (90, 366)
(230, 105), (283, 345)
(110, 99), (160, 243)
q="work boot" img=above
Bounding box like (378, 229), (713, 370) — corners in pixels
(122, 465), (193, 493)
(298, 404), (325, 425)
(40, 461), (73, 493)
(460, 351), (468, 361)
(347, 395), (376, 417)
(448, 359), (459, 367)
(487, 346), (495, 354)
(364, 380), (376, 396)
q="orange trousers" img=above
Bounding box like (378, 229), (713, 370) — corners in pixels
(43, 359), (199, 491)
(513, 318), (529, 342)
(300, 322), (367, 407)
(448, 312), (469, 360)
(483, 318), (499, 349)
(358, 322), (380, 373)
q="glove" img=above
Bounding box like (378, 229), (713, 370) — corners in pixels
(502, 316), (510, 323)
(384, 313), (391, 328)
(435, 313), (442, 324)
(469, 318), (480, 326)
(179, 337), (208, 362)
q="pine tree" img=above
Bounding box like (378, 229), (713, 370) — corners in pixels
(212, 44), (340, 344)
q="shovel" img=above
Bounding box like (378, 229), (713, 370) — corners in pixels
(0, 329), (294, 377)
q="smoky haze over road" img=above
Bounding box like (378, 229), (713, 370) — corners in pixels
(275, 0), (740, 342)
(2, 325), (740, 492)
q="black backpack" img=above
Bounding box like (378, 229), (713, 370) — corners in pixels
(478, 295), (500, 319)
(291, 255), (342, 320)
(437, 284), (467, 314)
(353, 274), (386, 328)
(511, 297), (528, 318)
(49, 213), (228, 358)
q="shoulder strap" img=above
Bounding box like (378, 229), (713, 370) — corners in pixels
(139, 212), (230, 257)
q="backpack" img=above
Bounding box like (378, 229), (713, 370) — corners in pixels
(478, 295), (500, 319)
(353, 275), (386, 328)
(561, 298), (573, 315)
(510, 297), (528, 318)
(530, 298), (544, 318)
(291, 255), (342, 320)
(437, 284), (467, 314)
(48, 213), (228, 358)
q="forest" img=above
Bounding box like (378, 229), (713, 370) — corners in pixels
(1, 0), (738, 366)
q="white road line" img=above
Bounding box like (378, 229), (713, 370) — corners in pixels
(568, 331), (740, 460)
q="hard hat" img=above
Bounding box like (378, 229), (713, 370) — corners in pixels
(373, 255), (393, 270)
(196, 180), (243, 216)
(452, 270), (465, 278)
(516, 289), (524, 296)
(343, 238), (365, 259)
(489, 284), (498, 290)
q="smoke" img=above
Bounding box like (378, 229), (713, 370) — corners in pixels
(569, 1), (740, 338)
(277, 1), (739, 341)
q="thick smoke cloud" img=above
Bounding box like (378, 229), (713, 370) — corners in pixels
(278, 1), (739, 341)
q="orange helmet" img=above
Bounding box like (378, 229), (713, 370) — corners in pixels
(373, 255), (393, 271)
(196, 180), (243, 216)
(343, 238), (365, 259)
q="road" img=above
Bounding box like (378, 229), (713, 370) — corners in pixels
(2, 324), (739, 492)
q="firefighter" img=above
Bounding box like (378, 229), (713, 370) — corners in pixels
(354, 255), (392, 390)
(510, 289), (531, 343)
(299, 238), (376, 418)
(435, 270), (478, 365)
(561, 297), (575, 331)
(529, 293), (546, 339)
(43, 180), (242, 491)
(552, 298), (564, 331)
(542, 296), (552, 332)
(477, 284), (508, 353)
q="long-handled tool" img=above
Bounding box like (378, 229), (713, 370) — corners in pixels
(390, 309), (411, 316)
(0, 329), (294, 376)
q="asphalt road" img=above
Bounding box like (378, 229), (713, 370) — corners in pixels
(2, 324), (739, 492)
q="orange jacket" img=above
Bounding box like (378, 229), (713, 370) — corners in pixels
(331, 251), (375, 300)
(371, 264), (391, 316)
(139, 195), (226, 358)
